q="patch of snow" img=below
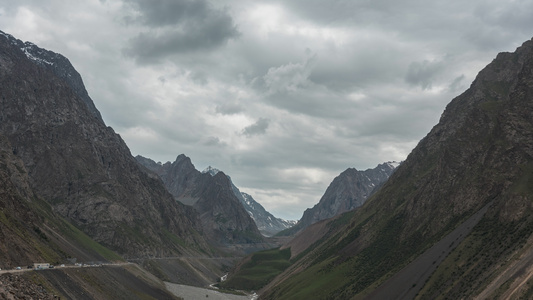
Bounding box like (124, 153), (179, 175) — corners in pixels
(202, 166), (221, 176)
(20, 44), (54, 66)
(387, 161), (401, 169)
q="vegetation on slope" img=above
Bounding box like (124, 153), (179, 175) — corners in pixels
(221, 247), (291, 291)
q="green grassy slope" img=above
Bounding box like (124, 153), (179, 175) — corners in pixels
(221, 248), (291, 291)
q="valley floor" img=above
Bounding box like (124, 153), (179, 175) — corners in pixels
(165, 282), (257, 300)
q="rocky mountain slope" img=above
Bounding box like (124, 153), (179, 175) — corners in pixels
(15, 37), (104, 123)
(279, 161), (398, 236)
(136, 155), (264, 245)
(203, 166), (296, 236)
(1, 127), (177, 299)
(0, 134), (71, 268)
(0, 30), (209, 259)
(258, 38), (533, 299)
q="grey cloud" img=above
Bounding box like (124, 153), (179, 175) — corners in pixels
(7, 0), (533, 220)
(216, 102), (244, 115)
(448, 75), (465, 93)
(123, 0), (239, 63)
(405, 59), (445, 90)
(189, 70), (208, 85)
(261, 55), (316, 94)
(124, 0), (211, 27)
(251, 55), (361, 119)
(242, 118), (270, 137)
(203, 136), (226, 147)
(272, 0), (388, 25)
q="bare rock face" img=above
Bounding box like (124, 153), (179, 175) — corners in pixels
(202, 166), (296, 236)
(136, 155), (263, 245)
(0, 31), (207, 258)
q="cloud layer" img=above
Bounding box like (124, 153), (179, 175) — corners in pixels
(1, 0), (533, 220)
(123, 0), (240, 63)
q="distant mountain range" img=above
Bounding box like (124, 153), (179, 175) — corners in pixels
(135, 156), (295, 239)
(135, 155), (264, 246)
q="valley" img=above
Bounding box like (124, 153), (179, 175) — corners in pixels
(2, 17), (533, 300)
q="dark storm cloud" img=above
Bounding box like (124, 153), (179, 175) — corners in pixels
(242, 118), (270, 137)
(123, 0), (239, 63)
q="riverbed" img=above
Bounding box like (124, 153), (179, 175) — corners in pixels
(165, 282), (257, 300)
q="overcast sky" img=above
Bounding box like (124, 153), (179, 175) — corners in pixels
(1, 0), (532, 220)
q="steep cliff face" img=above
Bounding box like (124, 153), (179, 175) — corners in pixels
(136, 155), (263, 245)
(0, 31), (207, 258)
(202, 166), (295, 236)
(261, 39), (533, 300)
(279, 162), (398, 236)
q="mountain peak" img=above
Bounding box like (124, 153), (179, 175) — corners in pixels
(385, 161), (401, 169)
(175, 153), (189, 162)
(278, 161), (397, 236)
(202, 166), (221, 176)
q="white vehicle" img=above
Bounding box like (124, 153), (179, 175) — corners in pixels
(15, 266), (21, 270)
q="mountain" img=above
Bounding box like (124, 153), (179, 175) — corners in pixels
(0, 30), (209, 259)
(0, 30), (211, 299)
(202, 166), (296, 236)
(257, 38), (533, 299)
(279, 161), (399, 236)
(136, 155), (264, 245)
